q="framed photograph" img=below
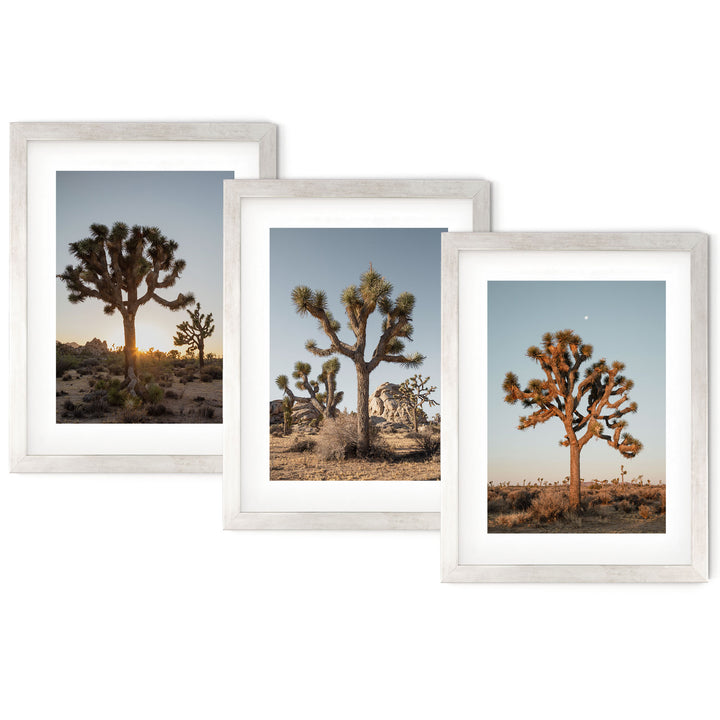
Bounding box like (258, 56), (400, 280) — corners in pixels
(441, 232), (708, 582)
(10, 122), (277, 473)
(223, 179), (491, 529)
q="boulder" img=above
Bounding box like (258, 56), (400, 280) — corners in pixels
(269, 399), (284, 425)
(368, 382), (413, 426)
(292, 401), (321, 424)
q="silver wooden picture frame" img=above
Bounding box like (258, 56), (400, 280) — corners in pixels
(441, 232), (708, 582)
(223, 179), (491, 530)
(10, 122), (277, 473)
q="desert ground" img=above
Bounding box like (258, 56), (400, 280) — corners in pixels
(270, 422), (440, 481)
(56, 341), (222, 424)
(487, 481), (666, 533)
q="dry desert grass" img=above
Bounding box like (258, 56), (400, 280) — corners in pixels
(487, 481), (666, 533)
(270, 427), (440, 481)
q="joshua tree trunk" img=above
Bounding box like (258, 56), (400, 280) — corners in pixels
(357, 366), (371, 455)
(569, 442), (581, 510)
(412, 408), (418, 432)
(198, 338), (205, 368)
(122, 313), (140, 394)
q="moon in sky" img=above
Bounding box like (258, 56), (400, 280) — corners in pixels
(584, 315), (589, 320)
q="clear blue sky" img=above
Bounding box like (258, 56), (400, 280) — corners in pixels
(488, 281), (666, 484)
(56, 171), (231, 354)
(270, 228), (443, 412)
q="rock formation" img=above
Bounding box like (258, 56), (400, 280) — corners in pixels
(269, 399), (284, 425)
(83, 338), (109, 356)
(368, 382), (414, 426)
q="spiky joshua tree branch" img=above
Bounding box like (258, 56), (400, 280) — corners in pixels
(502, 329), (642, 509)
(291, 265), (424, 454)
(57, 222), (194, 395)
(275, 358), (344, 421)
(173, 303), (215, 367)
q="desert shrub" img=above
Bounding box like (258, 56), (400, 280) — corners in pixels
(88, 378), (96, 388)
(120, 408), (143, 423)
(617, 499), (634, 513)
(197, 405), (215, 419)
(493, 511), (532, 528)
(270, 425), (285, 437)
(165, 389), (180, 400)
(205, 365), (223, 379)
(625, 493), (642, 508)
(63, 399), (75, 411)
(640, 487), (662, 502)
(193, 395), (205, 403)
(62, 372), (73, 381)
(315, 414), (385, 460)
(488, 495), (511, 515)
(146, 383), (164, 404)
(200, 372), (214, 383)
(595, 488), (612, 504)
(638, 504), (652, 519)
(65, 403), (87, 419)
(508, 489), (536, 511)
(529, 491), (569, 523)
(106, 381), (127, 407)
(106, 357), (124, 375)
(146, 403), (170, 417)
(56, 354), (80, 377)
(290, 438), (317, 453)
(84, 397), (109, 417)
(410, 426), (441, 457)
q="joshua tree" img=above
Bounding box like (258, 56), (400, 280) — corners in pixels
(58, 222), (194, 395)
(502, 329), (642, 510)
(275, 358), (344, 421)
(291, 266), (423, 455)
(282, 396), (294, 436)
(397, 374), (439, 431)
(173, 303), (215, 368)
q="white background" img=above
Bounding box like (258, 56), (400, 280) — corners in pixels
(0, 2), (717, 719)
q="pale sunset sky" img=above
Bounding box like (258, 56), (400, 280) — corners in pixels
(488, 281), (666, 485)
(56, 171), (230, 355)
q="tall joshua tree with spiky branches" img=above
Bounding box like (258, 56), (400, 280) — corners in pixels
(58, 222), (194, 395)
(275, 358), (344, 421)
(502, 329), (642, 510)
(173, 303), (215, 368)
(291, 266), (424, 455)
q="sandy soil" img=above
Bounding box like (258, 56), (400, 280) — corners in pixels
(270, 430), (440, 481)
(488, 513), (666, 533)
(56, 372), (222, 424)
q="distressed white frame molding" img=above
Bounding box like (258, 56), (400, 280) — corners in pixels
(223, 179), (491, 529)
(10, 121), (277, 473)
(441, 232), (708, 582)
